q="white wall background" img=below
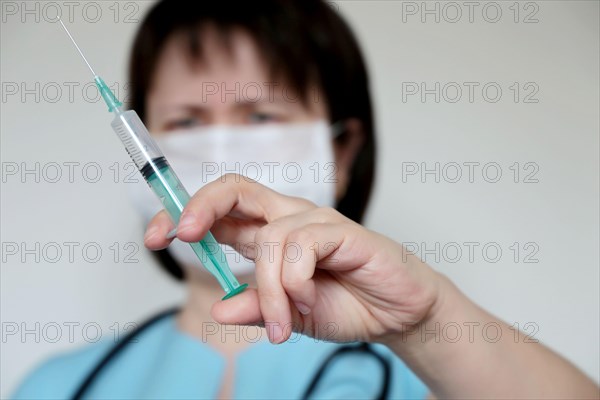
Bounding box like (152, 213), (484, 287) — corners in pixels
(1, 0), (598, 396)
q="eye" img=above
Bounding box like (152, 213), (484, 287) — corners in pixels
(167, 117), (202, 130)
(248, 112), (278, 124)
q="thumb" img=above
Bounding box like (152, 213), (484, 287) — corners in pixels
(210, 288), (306, 343)
(210, 288), (263, 325)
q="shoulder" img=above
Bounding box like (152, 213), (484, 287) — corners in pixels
(11, 340), (114, 399)
(11, 311), (178, 399)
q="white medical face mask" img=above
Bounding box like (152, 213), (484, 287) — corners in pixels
(128, 120), (337, 277)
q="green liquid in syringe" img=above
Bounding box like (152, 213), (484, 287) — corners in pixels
(145, 159), (247, 299)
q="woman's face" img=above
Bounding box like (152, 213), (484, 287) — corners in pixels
(145, 28), (362, 202)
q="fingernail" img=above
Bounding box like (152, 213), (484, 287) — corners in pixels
(166, 228), (177, 239)
(295, 302), (311, 315)
(144, 226), (159, 243)
(268, 323), (284, 344)
(178, 211), (196, 232)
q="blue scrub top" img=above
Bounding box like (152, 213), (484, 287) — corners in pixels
(12, 313), (429, 399)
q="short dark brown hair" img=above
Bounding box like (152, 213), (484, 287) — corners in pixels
(128, 0), (376, 281)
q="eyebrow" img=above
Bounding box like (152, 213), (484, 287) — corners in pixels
(157, 97), (296, 114)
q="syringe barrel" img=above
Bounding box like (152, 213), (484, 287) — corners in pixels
(110, 109), (164, 174)
(109, 109), (248, 299)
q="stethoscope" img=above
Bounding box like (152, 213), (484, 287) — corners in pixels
(71, 307), (391, 399)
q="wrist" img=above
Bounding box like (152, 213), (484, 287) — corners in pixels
(380, 272), (464, 357)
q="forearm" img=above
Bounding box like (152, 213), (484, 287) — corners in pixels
(385, 274), (599, 399)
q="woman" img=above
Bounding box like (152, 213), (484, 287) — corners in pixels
(14, 1), (598, 399)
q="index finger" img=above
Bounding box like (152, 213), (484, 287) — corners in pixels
(176, 173), (315, 243)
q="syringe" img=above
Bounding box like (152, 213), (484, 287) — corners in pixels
(58, 19), (247, 300)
